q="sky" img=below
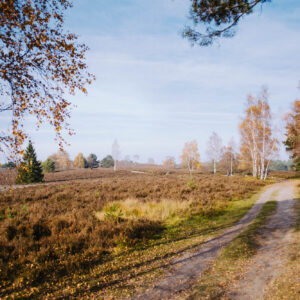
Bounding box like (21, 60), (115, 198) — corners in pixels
(3, 0), (300, 163)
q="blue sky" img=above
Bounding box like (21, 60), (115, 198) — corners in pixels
(4, 0), (300, 163)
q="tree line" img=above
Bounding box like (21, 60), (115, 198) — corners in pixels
(163, 87), (299, 180)
(1, 87), (299, 184)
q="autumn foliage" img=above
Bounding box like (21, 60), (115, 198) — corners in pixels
(180, 140), (202, 175)
(0, 0), (94, 154)
(239, 88), (277, 179)
(284, 100), (300, 169)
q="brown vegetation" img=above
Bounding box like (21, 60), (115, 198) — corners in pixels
(0, 170), (267, 297)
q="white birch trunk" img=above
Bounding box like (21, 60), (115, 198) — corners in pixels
(188, 157), (192, 177)
(260, 102), (266, 180)
(249, 108), (258, 178)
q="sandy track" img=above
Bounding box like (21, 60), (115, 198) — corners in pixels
(227, 181), (297, 300)
(131, 183), (283, 300)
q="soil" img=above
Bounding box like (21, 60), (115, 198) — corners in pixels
(226, 181), (297, 300)
(131, 183), (289, 300)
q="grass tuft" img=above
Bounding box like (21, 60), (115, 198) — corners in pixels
(95, 198), (192, 225)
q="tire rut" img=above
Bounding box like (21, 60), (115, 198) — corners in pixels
(226, 181), (297, 300)
(130, 183), (281, 300)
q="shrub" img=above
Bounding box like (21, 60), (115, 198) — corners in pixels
(101, 155), (114, 168)
(87, 153), (99, 168)
(32, 222), (51, 241)
(42, 158), (55, 173)
(1, 162), (16, 169)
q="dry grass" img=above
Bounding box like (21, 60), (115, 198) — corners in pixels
(0, 170), (268, 298)
(268, 170), (300, 180)
(96, 198), (193, 225)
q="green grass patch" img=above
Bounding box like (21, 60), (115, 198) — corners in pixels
(187, 197), (278, 300)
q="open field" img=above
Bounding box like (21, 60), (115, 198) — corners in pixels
(0, 167), (296, 186)
(0, 170), (269, 298)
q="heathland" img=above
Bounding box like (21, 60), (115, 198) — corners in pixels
(0, 168), (272, 298)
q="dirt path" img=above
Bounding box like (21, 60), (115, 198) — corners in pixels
(131, 183), (284, 300)
(226, 181), (297, 300)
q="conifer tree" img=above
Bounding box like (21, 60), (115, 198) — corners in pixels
(16, 141), (44, 184)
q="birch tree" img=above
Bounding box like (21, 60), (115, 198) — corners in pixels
(111, 139), (121, 171)
(239, 88), (278, 179)
(220, 138), (236, 176)
(49, 150), (72, 170)
(73, 153), (86, 168)
(228, 138), (236, 176)
(284, 100), (300, 170)
(163, 156), (176, 169)
(180, 140), (201, 176)
(207, 132), (223, 174)
(0, 0), (94, 155)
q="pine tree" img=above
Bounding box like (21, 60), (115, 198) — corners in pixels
(16, 141), (44, 184)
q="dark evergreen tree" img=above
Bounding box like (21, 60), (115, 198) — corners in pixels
(87, 153), (99, 168)
(101, 155), (114, 168)
(183, 0), (269, 46)
(16, 141), (44, 184)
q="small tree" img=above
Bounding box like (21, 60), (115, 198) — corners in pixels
(163, 156), (176, 169)
(73, 153), (86, 168)
(16, 141), (44, 184)
(180, 140), (201, 176)
(49, 151), (72, 170)
(207, 132), (223, 174)
(87, 153), (99, 169)
(42, 158), (55, 173)
(148, 157), (155, 165)
(133, 154), (140, 164)
(101, 155), (114, 168)
(112, 139), (121, 171)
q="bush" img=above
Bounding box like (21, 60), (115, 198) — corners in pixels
(101, 155), (114, 168)
(42, 159), (55, 173)
(87, 153), (99, 168)
(1, 162), (16, 169)
(32, 222), (51, 241)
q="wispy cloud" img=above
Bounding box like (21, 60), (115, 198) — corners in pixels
(2, 0), (298, 162)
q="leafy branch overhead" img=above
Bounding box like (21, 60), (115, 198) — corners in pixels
(0, 0), (95, 154)
(183, 0), (270, 46)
